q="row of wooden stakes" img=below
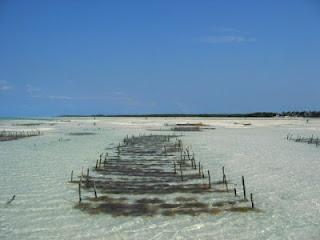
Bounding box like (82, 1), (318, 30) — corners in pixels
(71, 134), (255, 209)
(0, 130), (41, 137)
(287, 134), (320, 147)
(172, 142), (254, 208)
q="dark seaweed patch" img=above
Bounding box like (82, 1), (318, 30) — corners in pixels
(72, 134), (258, 216)
(69, 132), (96, 136)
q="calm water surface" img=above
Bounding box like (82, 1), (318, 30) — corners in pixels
(1, 117), (319, 239)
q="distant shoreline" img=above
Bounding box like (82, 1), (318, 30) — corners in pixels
(59, 111), (320, 118)
(1, 111), (319, 119)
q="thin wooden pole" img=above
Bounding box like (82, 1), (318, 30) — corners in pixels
(70, 170), (73, 182)
(222, 166), (225, 183)
(78, 176), (82, 203)
(186, 147), (190, 159)
(242, 176), (247, 200)
(309, 135), (314, 144)
(180, 163), (183, 181)
(6, 195), (16, 204)
(208, 170), (211, 189)
(250, 193), (254, 208)
(201, 165), (205, 178)
(93, 180), (97, 199)
(224, 175), (228, 191)
(234, 188), (237, 196)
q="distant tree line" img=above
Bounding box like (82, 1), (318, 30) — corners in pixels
(60, 112), (275, 118)
(60, 111), (320, 118)
(279, 111), (320, 118)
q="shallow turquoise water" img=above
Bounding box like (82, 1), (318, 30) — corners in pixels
(1, 117), (320, 239)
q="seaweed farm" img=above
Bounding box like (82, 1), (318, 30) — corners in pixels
(1, 117), (320, 239)
(0, 130), (41, 142)
(73, 134), (256, 216)
(287, 134), (320, 147)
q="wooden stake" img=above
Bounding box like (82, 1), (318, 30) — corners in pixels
(180, 163), (183, 181)
(93, 180), (97, 199)
(208, 170), (211, 189)
(242, 176), (247, 200)
(198, 162), (201, 176)
(78, 177), (82, 203)
(70, 170), (73, 182)
(222, 166), (225, 183)
(173, 162), (176, 174)
(250, 193), (254, 208)
(201, 165), (205, 178)
(224, 175), (228, 191)
(234, 188), (237, 196)
(309, 135), (314, 144)
(6, 195), (15, 204)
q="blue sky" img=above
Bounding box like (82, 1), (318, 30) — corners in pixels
(0, 0), (320, 116)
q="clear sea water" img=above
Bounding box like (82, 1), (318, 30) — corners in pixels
(1, 117), (319, 240)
